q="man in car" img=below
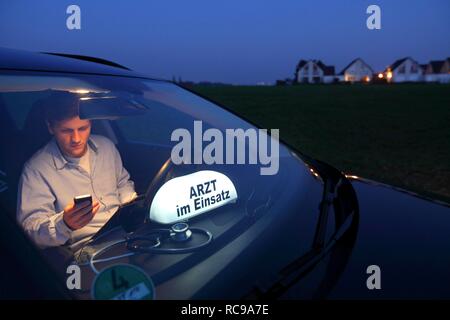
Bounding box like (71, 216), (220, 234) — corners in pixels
(17, 91), (137, 252)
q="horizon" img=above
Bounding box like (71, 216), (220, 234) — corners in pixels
(1, 0), (449, 85)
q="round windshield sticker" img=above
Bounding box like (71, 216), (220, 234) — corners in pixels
(91, 264), (155, 300)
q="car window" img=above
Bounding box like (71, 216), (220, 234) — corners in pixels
(1, 91), (49, 129)
(0, 70), (319, 299)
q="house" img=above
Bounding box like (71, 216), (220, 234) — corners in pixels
(338, 58), (374, 82)
(295, 60), (335, 84)
(384, 57), (423, 83)
(424, 59), (450, 83)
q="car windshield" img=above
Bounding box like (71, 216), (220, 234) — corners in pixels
(0, 71), (325, 299)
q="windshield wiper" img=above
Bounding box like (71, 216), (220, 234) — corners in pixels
(243, 159), (359, 299)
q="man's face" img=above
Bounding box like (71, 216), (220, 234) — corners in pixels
(48, 117), (91, 158)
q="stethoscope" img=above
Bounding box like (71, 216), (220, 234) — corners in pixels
(126, 222), (213, 254)
(88, 222), (213, 274)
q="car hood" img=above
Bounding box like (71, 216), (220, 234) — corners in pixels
(327, 178), (450, 299)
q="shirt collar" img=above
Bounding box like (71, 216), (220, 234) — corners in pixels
(51, 137), (99, 170)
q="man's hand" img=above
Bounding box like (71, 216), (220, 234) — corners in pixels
(63, 200), (100, 230)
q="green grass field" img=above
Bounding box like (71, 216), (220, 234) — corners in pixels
(192, 83), (450, 205)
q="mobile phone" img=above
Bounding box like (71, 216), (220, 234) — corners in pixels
(74, 194), (92, 206)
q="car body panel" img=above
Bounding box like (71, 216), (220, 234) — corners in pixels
(0, 47), (449, 299)
(0, 47), (144, 78)
(328, 179), (450, 299)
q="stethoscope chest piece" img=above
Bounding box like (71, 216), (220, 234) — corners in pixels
(170, 222), (192, 242)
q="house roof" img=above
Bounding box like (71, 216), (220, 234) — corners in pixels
(429, 60), (445, 73)
(386, 57), (423, 73)
(316, 61), (335, 75)
(324, 66), (335, 76)
(339, 58), (358, 75)
(296, 60), (308, 71)
(389, 57), (408, 71)
(295, 59), (335, 75)
(339, 58), (374, 75)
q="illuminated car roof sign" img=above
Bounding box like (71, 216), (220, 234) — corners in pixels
(149, 170), (238, 224)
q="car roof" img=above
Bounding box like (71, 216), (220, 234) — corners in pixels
(0, 47), (146, 78)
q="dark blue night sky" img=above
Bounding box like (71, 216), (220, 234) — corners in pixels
(1, 0), (449, 84)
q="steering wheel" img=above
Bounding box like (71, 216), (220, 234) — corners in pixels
(116, 157), (175, 231)
(143, 155), (205, 208)
(120, 156), (201, 232)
